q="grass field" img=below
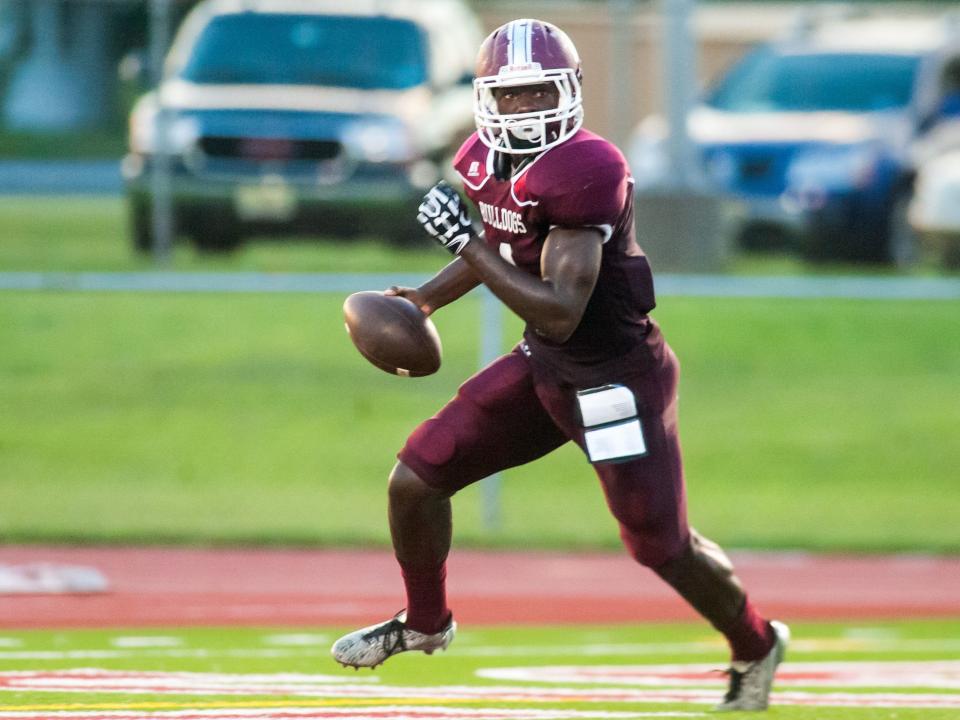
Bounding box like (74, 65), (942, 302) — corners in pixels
(0, 620), (958, 719)
(2, 195), (960, 551)
(2, 289), (958, 552)
(0, 197), (442, 274)
(2, 192), (959, 720)
(3, 195), (948, 277)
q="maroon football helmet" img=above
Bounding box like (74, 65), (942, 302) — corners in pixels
(473, 19), (584, 155)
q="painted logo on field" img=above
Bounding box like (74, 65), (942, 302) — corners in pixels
(0, 665), (958, 711)
(477, 660), (960, 689)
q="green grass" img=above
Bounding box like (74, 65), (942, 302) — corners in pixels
(0, 196), (444, 273)
(0, 620), (958, 718)
(1, 290), (958, 552)
(2, 195), (955, 276)
(0, 130), (127, 160)
(1, 194), (959, 551)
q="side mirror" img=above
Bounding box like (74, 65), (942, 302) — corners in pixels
(118, 49), (150, 87)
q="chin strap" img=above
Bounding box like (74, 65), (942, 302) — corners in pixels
(493, 150), (511, 181)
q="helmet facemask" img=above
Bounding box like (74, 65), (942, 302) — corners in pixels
(474, 67), (583, 155)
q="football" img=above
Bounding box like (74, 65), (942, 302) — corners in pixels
(343, 291), (442, 377)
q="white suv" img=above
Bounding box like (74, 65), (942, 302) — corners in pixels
(909, 56), (960, 268)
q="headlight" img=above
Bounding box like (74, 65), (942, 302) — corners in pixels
(910, 153), (960, 229)
(629, 137), (671, 190)
(787, 143), (881, 193)
(128, 100), (199, 156)
(627, 116), (672, 190)
(342, 120), (416, 163)
(704, 149), (737, 187)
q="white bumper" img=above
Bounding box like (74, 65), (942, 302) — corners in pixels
(910, 150), (960, 236)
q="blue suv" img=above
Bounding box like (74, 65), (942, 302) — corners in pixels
(630, 13), (960, 264)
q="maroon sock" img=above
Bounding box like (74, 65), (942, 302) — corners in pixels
(398, 559), (451, 634)
(726, 597), (775, 662)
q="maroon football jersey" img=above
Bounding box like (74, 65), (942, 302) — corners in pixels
(454, 129), (656, 379)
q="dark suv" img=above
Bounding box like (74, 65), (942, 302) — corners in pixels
(123, 0), (481, 252)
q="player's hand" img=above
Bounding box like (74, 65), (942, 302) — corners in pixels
(417, 181), (475, 255)
(385, 286), (432, 316)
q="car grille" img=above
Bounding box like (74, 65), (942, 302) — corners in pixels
(740, 156), (774, 180)
(199, 136), (342, 162)
(704, 146), (795, 196)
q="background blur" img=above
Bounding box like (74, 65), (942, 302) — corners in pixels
(1, 0), (958, 555)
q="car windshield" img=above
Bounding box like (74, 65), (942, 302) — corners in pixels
(179, 14), (427, 89)
(706, 47), (920, 112)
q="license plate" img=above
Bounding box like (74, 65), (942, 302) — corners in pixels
(234, 177), (297, 221)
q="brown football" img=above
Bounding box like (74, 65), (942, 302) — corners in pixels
(343, 291), (442, 377)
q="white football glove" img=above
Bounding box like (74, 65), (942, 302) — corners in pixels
(417, 181), (474, 255)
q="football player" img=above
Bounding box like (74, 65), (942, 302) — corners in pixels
(332, 18), (789, 712)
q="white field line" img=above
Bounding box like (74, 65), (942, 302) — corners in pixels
(262, 634), (331, 646)
(456, 638), (960, 657)
(109, 637), (184, 649)
(3, 637), (960, 662)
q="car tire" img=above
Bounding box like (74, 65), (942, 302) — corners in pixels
(887, 191), (919, 269)
(941, 238), (960, 270)
(129, 198), (154, 254)
(191, 211), (242, 253)
(129, 197), (185, 255)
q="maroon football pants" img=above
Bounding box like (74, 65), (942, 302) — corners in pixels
(399, 332), (689, 568)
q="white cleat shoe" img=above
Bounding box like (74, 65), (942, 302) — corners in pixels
(715, 620), (790, 711)
(331, 610), (456, 669)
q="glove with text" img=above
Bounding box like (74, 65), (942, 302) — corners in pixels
(417, 181), (474, 255)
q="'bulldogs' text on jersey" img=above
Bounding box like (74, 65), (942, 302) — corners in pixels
(478, 201), (527, 234)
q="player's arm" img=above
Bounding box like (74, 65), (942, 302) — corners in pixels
(386, 256), (480, 316)
(461, 227), (601, 343)
(417, 181), (601, 342)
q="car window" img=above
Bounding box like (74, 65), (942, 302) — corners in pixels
(179, 13), (427, 89)
(706, 46), (921, 113)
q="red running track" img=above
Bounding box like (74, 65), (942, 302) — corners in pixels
(1, 546), (958, 629)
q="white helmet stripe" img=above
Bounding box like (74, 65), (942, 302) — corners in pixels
(473, 19), (584, 156)
(508, 19), (532, 66)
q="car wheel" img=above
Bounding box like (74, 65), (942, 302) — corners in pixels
(129, 198), (153, 254)
(193, 226), (242, 253)
(191, 211), (242, 253)
(941, 237), (960, 270)
(887, 192), (919, 269)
